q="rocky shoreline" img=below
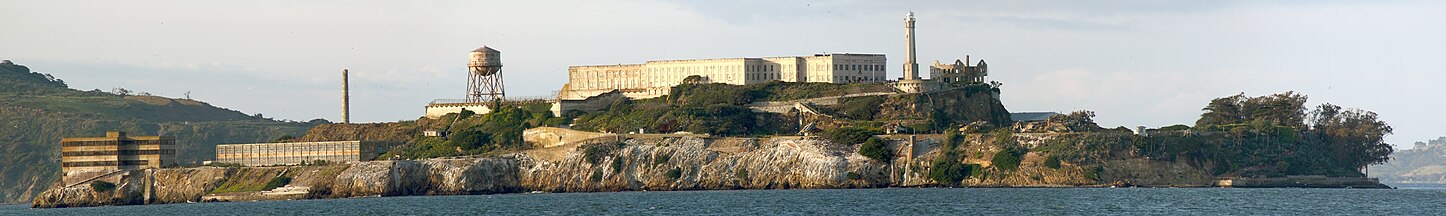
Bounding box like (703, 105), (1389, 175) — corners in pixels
(30, 135), (1387, 208)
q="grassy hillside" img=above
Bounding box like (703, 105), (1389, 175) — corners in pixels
(1370, 137), (1446, 183)
(0, 60), (316, 203)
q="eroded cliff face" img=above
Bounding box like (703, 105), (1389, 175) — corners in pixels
(33, 133), (1210, 208)
(517, 137), (887, 192)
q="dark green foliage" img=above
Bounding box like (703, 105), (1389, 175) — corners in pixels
(858, 138), (893, 162)
(846, 172), (862, 180)
(1084, 166), (1104, 181)
(928, 159), (972, 185)
(385, 103), (567, 159)
(457, 109), (476, 119)
(735, 169), (749, 180)
(573, 81), (892, 136)
(263, 176), (292, 190)
(930, 109), (952, 133)
(668, 83), (755, 106)
(1159, 124), (1191, 131)
(90, 181), (116, 192)
(573, 99), (778, 136)
(1044, 156), (1062, 169)
(665, 168), (683, 179)
(653, 154), (670, 165)
(590, 170), (604, 182)
(610, 157), (625, 172)
(273, 135), (297, 142)
(1196, 91), (1308, 129)
(583, 143), (614, 164)
(823, 127), (882, 145)
(1124, 92), (1395, 177)
(448, 130), (493, 151)
(836, 96), (885, 120)
(991, 148), (1024, 171)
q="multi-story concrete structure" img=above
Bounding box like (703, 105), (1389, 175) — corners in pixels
(559, 53), (887, 100)
(60, 131), (176, 174)
(929, 56), (988, 84)
(214, 141), (400, 166)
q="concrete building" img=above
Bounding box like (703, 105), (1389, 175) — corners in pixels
(60, 131), (176, 174)
(559, 53), (887, 100)
(929, 56), (988, 84)
(214, 141), (400, 166)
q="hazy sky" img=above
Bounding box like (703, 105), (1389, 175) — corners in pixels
(2, 0), (1442, 148)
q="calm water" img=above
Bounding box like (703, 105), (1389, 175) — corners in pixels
(5, 186), (1446, 215)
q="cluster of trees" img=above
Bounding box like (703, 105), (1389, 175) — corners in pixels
(1144, 91), (1394, 177)
(386, 101), (567, 159)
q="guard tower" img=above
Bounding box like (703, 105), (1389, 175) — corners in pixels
(467, 46), (505, 103)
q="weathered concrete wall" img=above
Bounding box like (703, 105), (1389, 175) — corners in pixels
(523, 127), (620, 149)
(424, 103), (492, 119)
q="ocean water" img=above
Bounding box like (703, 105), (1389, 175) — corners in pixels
(5, 186), (1446, 215)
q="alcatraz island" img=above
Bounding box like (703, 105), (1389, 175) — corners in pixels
(23, 12), (1394, 208)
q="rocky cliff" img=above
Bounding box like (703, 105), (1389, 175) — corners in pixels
(33, 132), (1214, 208)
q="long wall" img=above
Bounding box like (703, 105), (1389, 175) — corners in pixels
(215, 141), (399, 166)
(559, 53), (887, 100)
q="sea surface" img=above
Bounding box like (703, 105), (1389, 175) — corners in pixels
(5, 185), (1446, 215)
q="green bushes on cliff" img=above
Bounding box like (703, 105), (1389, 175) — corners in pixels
(836, 96), (885, 120)
(858, 138), (892, 162)
(991, 147), (1024, 171)
(665, 168), (683, 179)
(823, 127), (882, 145)
(89, 181), (116, 192)
(1044, 156), (1062, 169)
(263, 176), (292, 190)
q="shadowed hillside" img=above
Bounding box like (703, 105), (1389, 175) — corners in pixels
(0, 60), (317, 203)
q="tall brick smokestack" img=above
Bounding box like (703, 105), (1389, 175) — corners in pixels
(342, 69), (350, 124)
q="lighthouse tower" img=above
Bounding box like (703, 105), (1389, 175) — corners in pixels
(903, 11), (920, 81)
(894, 11), (939, 93)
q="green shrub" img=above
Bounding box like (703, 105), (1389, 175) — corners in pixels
(836, 96), (885, 120)
(590, 170), (604, 182)
(1159, 124), (1191, 131)
(823, 127), (882, 145)
(447, 129), (492, 150)
(991, 148), (1023, 171)
(263, 176), (292, 191)
(928, 158), (968, 185)
(858, 138), (893, 162)
(665, 168), (683, 179)
(735, 169), (749, 180)
(610, 157), (625, 172)
(1084, 166), (1105, 181)
(653, 154), (670, 165)
(1044, 156), (1062, 169)
(90, 181), (116, 192)
(583, 144), (612, 164)
(846, 172), (862, 180)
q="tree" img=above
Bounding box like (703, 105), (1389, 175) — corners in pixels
(1308, 103), (1393, 171)
(1195, 92), (1308, 129)
(858, 138), (893, 162)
